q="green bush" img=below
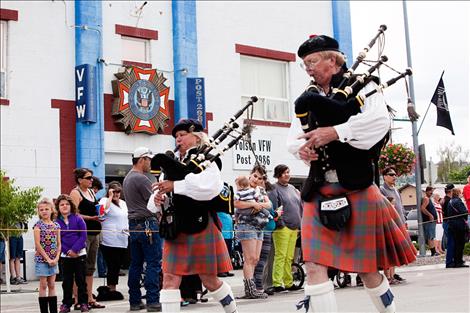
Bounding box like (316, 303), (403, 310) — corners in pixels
(0, 170), (43, 239)
(464, 243), (470, 256)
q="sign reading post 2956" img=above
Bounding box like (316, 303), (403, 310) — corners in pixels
(232, 134), (273, 171)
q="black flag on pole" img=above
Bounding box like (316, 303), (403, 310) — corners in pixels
(431, 75), (454, 135)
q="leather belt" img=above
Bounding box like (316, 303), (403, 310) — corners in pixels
(129, 216), (157, 224)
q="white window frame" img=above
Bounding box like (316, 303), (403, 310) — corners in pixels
(121, 35), (150, 64)
(0, 20), (7, 99)
(240, 55), (291, 123)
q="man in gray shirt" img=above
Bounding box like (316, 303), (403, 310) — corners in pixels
(123, 146), (162, 312)
(380, 166), (406, 283)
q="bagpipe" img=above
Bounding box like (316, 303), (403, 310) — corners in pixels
(152, 97), (257, 239)
(150, 96), (258, 181)
(295, 25), (417, 198)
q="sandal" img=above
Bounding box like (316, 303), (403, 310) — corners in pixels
(88, 302), (105, 309)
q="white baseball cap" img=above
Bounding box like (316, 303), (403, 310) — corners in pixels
(132, 147), (154, 159)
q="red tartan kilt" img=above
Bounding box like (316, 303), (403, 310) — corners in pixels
(301, 183), (417, 273)
(162, 217), (233, 275)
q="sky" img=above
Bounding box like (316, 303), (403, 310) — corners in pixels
(349, 1), (470, 163)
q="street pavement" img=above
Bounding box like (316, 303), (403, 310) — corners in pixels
(0, 263), (468, 312)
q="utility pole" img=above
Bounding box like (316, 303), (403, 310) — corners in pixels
(402, 0), (426, 256)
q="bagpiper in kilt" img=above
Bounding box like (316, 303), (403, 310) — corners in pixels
(290, 34), (417, 313)
(155, 119), (237, 313)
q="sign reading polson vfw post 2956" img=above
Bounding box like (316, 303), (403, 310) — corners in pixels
(187, 77), (206, 127)
(75, 64), (97, 123)
(233, 135), (273, 171)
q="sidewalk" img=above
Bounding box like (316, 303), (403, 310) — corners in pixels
(1, 257), (469, 312)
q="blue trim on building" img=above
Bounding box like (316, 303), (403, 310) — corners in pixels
(332, 1), (353, 67)
(75, 0), (105, 183)
(172, 0), (198, 122)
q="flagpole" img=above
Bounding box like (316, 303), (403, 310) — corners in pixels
(417, 70), (445, 135)
(403, 0), (426, 257)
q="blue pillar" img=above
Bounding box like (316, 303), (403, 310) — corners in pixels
(172, 0), (198, 122)
(75, 0), (105, 184)
(332, 1), (353, 67)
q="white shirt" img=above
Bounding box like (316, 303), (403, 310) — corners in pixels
(98, 198), (129, 248)
(173, 161), (223, 201)
(287, 81), (390, 158)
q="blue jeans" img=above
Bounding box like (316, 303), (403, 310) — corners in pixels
(97, 246), (107, 276)
(443, 222), (455, 266)
(128, 219), (162, 305)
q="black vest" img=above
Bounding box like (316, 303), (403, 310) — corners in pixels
(172, 149), (223, 234)
(308, 73), (386, 190)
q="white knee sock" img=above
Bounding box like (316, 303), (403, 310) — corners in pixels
(210, 281), (237, 313)
(303, 280), (337, 312)
(364, 274), (396, 313)
(160, 289), (181, 313)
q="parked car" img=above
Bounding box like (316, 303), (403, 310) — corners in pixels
(406, 209), (418, 241)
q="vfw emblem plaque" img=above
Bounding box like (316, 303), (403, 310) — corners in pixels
(112, 67), (170, 135)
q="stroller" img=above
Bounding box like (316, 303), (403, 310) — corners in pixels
(232, 235), (244, 269)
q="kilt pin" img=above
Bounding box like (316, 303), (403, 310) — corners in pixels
(162, 216), (233, 275)
(301, 183), (417, 273)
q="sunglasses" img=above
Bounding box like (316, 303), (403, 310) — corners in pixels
(82, 176), (93, 180)
(386, 173), (397, 177)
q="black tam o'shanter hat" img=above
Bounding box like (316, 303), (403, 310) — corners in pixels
(297, 34), (340, 58)
(171, 118), (204, 137)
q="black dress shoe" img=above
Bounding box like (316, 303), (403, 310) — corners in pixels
(264, 287), (274, 295)
(455, 263), (469, 268)
(446, 263), (455, 268)
(226, 272), (235, 277)
(264, 287), (275, 295)
(217, 272), (228, 277)
(393, 274), (406, 282)
(273, 286), (287, 293)
(286, 285), (302, 291)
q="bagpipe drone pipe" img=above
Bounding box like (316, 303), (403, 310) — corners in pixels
(151, 97), (257, 239)
(150, 96), (258, 181)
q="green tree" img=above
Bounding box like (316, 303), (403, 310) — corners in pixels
(449, 164), (470, 184)
(0, 170), (42, 292)
(436, 143), (469, 182)
(0, 170), (42, 240)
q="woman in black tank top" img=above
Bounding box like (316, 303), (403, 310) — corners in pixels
(70, 168), (105, 309)
(70, 169), (101, 234)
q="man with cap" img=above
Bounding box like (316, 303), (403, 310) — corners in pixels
(442, 183), (456, 267)
(379, 166), (407, 283)
(154, 119), (237, 313)
(123, 147), (162, 312)
(288, 35), (416, 313)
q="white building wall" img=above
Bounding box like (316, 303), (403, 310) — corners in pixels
(196, 1), (334, 184)
(0, 1), (75, 198)
(101, 1), (176, 166)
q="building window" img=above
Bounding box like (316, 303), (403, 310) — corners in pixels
(0, 21), (7, 98)
(121, 36), (150, 64)
(240, 55), (290, 122)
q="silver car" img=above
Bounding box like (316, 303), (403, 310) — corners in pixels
(406, 209), (418, 241)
